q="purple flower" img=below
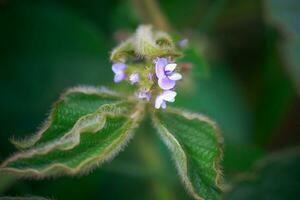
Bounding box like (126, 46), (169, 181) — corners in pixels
(129, 73), (140, 85)
(138, 91), (151, 101)
(155, 90), (177, 109)
(129, 73), (140, 84)
(155, 58), (182, 90)
(112, 63), (127, 83)
(177, 38), (188, 48)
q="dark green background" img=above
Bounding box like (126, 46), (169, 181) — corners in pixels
(0, 0), (299, 199)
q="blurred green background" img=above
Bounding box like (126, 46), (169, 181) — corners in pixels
(0, 0), (299, 199)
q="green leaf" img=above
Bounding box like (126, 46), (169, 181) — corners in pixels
(0, 87), (144, 178)
(151, 107), (223, 200)
(223, 147), (300, 200)
(0, 2), (112, 158)
(134, 25), (181, 58)
(110, 25), (181, 63)
(11, 86), (124, 149)
(110, 37), (136, 62)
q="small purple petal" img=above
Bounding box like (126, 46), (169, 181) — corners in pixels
(146, 93), (151, 101)
(155, 57), (168, 67)
(114, 73), (126, 83)
(177, 38), (188, 48)
(112, 63), (126, 73)
(129, 73), (140, 84)
(161, 101), (167, 109)
(155, 57), (168, 79)
(155, 95), (164, 109)
(155, 90), (177, 109)
(168, 73), (182, 81)
(158, 77), (176, 90)
(161, 90), (177, 102)
(138, 91), (151, 101)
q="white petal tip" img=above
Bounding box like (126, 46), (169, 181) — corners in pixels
(165, 63), (177, 72)
(168, 73), (182, 81)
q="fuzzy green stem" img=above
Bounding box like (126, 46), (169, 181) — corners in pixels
(131, 0), (171, 31)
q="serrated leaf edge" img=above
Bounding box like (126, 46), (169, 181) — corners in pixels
(1, 102), (134, 168)
(0, 103), (145, 178)
(151, 107), (223, 200)
(167, 107), (224, 186)
(10, 86), (124, 149)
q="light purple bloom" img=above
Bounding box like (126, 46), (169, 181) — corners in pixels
(138, 91), (151, 101)
(155, 90), (177, 109)
(177, 38), (188, 48)
(112, 63), (127, 83)
(155, 57), (182, 90)
(129, 73), (140, 84)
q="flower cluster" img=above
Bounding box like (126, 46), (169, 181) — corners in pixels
(112, 57), (182, 109)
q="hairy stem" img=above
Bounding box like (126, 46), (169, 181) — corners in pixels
(135, 119), (176, 200)
(131, 0), (171, 31)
